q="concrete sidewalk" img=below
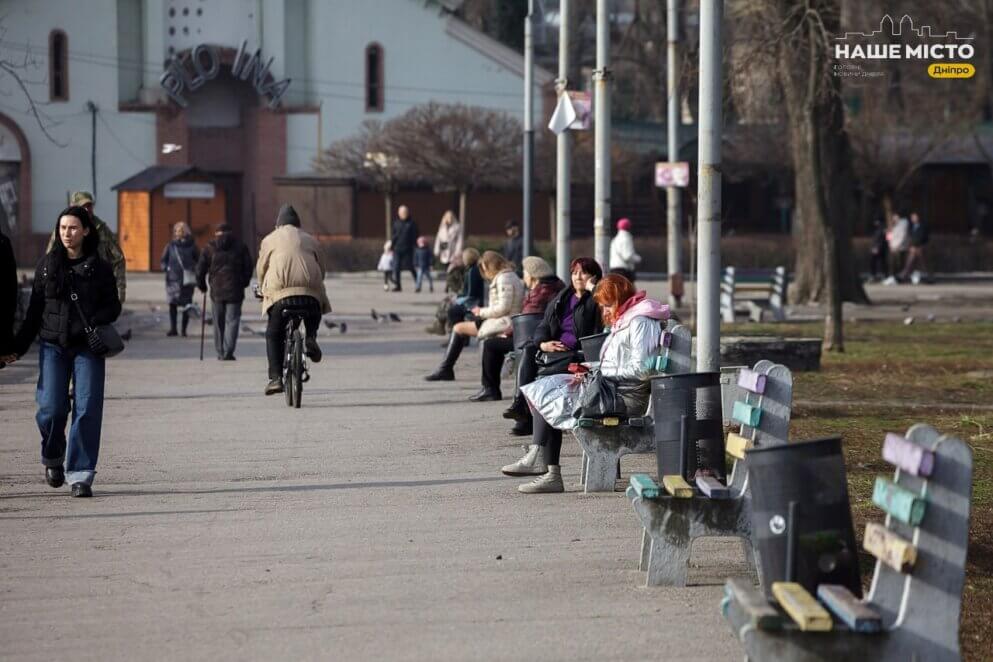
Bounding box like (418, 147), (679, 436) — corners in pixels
(0, 276), (744, 661)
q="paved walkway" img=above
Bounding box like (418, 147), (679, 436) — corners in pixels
(0, 275), (745, 661)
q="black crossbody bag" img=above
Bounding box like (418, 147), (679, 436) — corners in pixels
(69, 279), (124, 358)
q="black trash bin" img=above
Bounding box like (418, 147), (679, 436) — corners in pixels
(579, 331), (609, 362)
(511, 313), (543, 350)
(747, 436), (862, 598)
(650, 372), (724, 480)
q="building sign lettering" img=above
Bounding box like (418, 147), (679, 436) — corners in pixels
(160, 41), (291, 109)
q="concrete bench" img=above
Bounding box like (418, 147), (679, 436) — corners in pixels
(722, 424), (973, 661)
(626, 360), (793, 587)
(572, 321), (693, 493)
(720, 266), (787, 323)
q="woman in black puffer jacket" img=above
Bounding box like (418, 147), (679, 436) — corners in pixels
(2, 206), (121, 497)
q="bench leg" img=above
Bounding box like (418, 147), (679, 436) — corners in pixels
(583, 451), (617, 492)
(645, 533), (692, 587)
(640, 527), (652, 572)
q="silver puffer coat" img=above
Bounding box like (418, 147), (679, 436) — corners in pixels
(521, 314), (663, 430)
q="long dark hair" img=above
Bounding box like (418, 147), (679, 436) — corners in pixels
(46, 206), (98, 291)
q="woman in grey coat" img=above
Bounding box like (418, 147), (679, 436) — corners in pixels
(160, 222), (200, 336)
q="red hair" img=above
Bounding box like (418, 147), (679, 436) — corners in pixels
(593, 273), (636, 324)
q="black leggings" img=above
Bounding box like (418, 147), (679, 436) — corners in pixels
(532, 409), (563, 465)
(481, 336), (514, 390)
(265, 296), (321, 379)
(169, 303), (190, 333)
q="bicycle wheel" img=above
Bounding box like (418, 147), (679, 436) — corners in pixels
(292, 335), (304, 408)
(283, 326), (295, 407)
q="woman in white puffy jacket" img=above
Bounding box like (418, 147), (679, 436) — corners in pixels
(424, 251), (524, 383)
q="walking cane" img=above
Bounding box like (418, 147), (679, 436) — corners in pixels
(199, 289), (207, 361)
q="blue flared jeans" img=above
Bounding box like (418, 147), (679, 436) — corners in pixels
(35, 341), (106, 486)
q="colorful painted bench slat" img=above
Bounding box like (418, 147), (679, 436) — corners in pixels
(737, 368), (767, 395)
(863, 521), (917, 573)
(872, 476), (927, 526)
(725, 431), (752, 461)
(696, 475), (730, 499)
(816, 585), (882, 634)
(662, 475), (694, 498)
(772, 582), (833, 632)
(723, 579), (782, 631)
(629, 474), (660, 499)
(882, 432), (935, 477)
(732, 401), (762, 428)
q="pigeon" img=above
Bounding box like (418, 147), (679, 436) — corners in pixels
(388, 312), (402, 322)
(323, 319), (337, 330)
(241, 324), (256, 336)
(926, 314), (936, 322)
(903, 316), (915, 325)
(120, 328), (132, 342)
(370, 309), (379, 320)
(339, 322), (347, 334)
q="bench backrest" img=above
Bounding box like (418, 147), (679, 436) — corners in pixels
(726, 361), (793, 495)
(661, 322), (693, 375)
(867, 424), (972, 661)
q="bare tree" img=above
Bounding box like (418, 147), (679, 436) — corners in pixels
(315, 120), (404, 240)
(386, 102), (522, 236)
(731, 0), (866, 351)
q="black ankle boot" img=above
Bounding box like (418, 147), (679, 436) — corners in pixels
(502, 394), (528, 421)
(425, 333), (466, 381)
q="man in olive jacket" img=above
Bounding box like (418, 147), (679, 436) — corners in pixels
(46, 191), (127, 303)
(196, 223), (253, 361)
(256, 205), (331, 395)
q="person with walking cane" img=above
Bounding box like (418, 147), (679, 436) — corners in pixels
(196, 223), (253, 360)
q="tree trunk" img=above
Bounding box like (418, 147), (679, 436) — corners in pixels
(778, 6), (850, 350)
(459, 190), (468, 240)
(780, 4), (868, 307)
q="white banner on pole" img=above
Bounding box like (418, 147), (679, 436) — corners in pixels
(655, 161), (690, 188)
(548, 92), (577, 135)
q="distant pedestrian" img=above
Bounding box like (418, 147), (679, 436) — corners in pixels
(609, 218), (642, 283)
(47, 191), (127, 304)
(390, 205), (419, 291)
(1, 229), (16, 357)
(883, 213), (910, 285)
(899, 212), (930, 284)
(433, 210), (463, 271)
(196, 223), (253, 360)
(378, 241), (395, 291)
(869, 219), (889, 282)
(503, 220), (523, 272)
(160, 222), (200, 336)
(1, 206), (121, 497)
(414, 236), (434, 293)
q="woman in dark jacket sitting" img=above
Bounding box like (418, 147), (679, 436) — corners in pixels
(501, 257), (603, 453)
(1, 206), (121, 497)
(472, 256), (565, 402)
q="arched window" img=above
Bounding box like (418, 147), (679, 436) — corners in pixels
(49, 30), (68, 102)
(365, 43), (383, 112)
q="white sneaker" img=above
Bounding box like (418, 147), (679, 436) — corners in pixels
(502, 445), (547, 477)
(518, 465), (564, 493)
(910, 271), (922, 285)
(882, 276), (897, 286)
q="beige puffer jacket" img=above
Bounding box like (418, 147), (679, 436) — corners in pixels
(477, 269), (525, 338)
(256, 225), (332, 315)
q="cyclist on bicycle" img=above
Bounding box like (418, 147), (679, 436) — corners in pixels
(256, 204), (331, 395)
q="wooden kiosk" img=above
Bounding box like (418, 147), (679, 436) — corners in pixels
(113, 166), (226, 271)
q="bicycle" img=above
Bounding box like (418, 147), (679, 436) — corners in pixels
(253, 285), (310, 408)
(281, 308), (310, 408)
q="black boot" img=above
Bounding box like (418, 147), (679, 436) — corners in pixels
(181, 310), (191, 337)
(425, 333), (467, 381)
(502, 394), (529, 421)
(509, 414), (533, 436)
